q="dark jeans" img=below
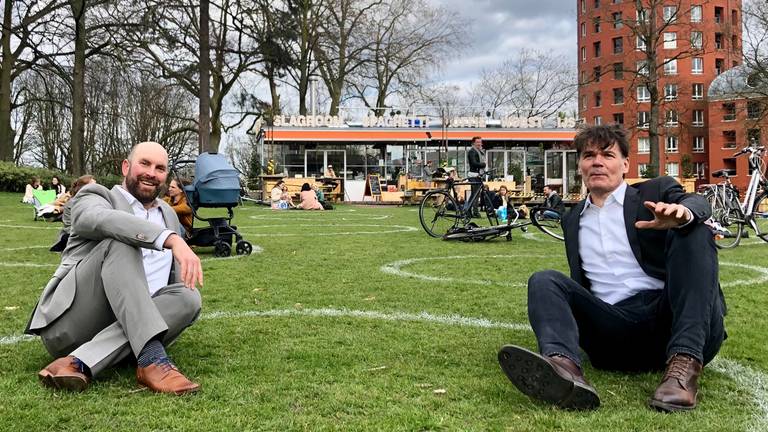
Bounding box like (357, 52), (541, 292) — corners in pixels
(465, 177), (482, 214)
(527, 223), (726, 372)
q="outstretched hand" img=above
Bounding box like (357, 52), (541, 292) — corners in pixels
(164, 234), (203, 289)
(634, 201), (692, 230)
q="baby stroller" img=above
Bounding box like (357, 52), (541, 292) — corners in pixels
(171, 152), (253, 257)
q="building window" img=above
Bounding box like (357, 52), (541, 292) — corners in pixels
(693, 110), (705, 127)
(692, 83), (704, 100)
(748, 129), (761, 145)
(732, 10), (739, 26)
(637, 85), (650, 102)
(715, 7), (723, 24)
(594, 66), (601, 82)
(613, 62), (623, 79)
(580, 0), (586, 13)
(594, 41), (601, 57)
(664, 32), (677, 49)
(638, 111), (650, 128)
(593, 17), (601, 33)
(581, 95), (587, 110)
(580, 22), (586, 37)
(694, 162), (705, 179)
(666, 162), (679, 177)
(664, 59), (677, 75)
(581, 47), (586, 62)
(638, 137), (650, 154)
(663, 6), (677, 23)
(613, 88), (624, 104)
(594, 0), (600, 8)
(723, 103), (736, 121)
(636, 35), (647, 50)
(613, 12), (622, 29)
(691, 32), (703, 50)
(691, 5), (702, 23)
(665, 110), (679, 126)
(594, 91), (602, 107)
(715, 33), (723, 50)
(723, 130), (737, 148)
(664, 83), (678, 101)
(637, 60), (649, 76)
(716, 58), (724, 75)
(693, 136), (705, 152)
(732, 35), (739, 51)
(637, 9), (648, 23)
(594, 116), (602, 125)
(613, 37), (623, 54)
(748, 101), (763, 119)
(638, 163), (649, 176)
(665, 136), (679, 153)
(692, 57), (703, 74)
(613, 112), (624, 125)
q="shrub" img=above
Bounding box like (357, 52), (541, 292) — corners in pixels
(0, 162), (123, 193)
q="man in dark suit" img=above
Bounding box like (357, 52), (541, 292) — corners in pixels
(467, 136), (486, 217)
(498, 125), (725, 413)
(543, 184), (566, 215)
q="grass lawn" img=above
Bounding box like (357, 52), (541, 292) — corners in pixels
(0, 191), (766, 431)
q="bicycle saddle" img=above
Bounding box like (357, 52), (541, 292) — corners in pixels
(712, 169), (736, 178)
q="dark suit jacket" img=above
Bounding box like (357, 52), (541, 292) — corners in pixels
(561, 177), (711, 288)
(468, 147), (486, 174)
(545, 192), (566, 214)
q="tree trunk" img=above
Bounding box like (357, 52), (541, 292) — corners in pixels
(268, 67), (281, 115)
(69, 0), (86, 175)
(0, 0), (15, 162)
(199, 0), (212, 153)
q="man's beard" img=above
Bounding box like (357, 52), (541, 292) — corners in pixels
(125, 173), (161, 205)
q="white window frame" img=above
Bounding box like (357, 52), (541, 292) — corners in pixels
(693, 136), (705, 152)
(691, 32), (703, 50)
(666, 162), (679, 177)
(693, 110), (705, 127)
(694, 162), (705, 179)
(665, 110), (679, 126)
(692, 83), (704, 100)
(582, 47), (586, 62)
(637, 85), (650, 102)
(638, 137), (650, 154)
(691, 5), (703, 23)
(664, 32), (677, 49)
(665, 136), (679, 153)
(636, 60), (649, 76)
(692, 57), (703, 74)
(638, 163), (648, 177)
(638, 111), (650, 128)
(594, 116), (603, 125)
(663, 6), (677, 23)
(664, 59), (678, 75)
(636, 35), (647, 50)
(664, 83), (678, 100)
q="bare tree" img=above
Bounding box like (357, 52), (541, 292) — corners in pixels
(348, 0), (463, 116)
(313, 0), (382, 115)
(283, 0), (326, 115)
(738, 0), (768, 123)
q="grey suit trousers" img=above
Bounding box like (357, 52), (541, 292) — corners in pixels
(38, 239), (202, 376)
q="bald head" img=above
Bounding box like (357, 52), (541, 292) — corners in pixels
(122, 141), (169, 208)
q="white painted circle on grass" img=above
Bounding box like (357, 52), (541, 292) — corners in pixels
(0, 224), (60, 230)
(720, 261), (768, 288)
(248, 214), (390, 221)
(240, 224), (417, 237)
(380, 254), (552, 288)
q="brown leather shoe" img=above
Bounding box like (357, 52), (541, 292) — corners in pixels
(38, 356), (90, 392)
(137, 360), (200, 395)
(648, 353), (702, 412)
(498, 345), (600, 410)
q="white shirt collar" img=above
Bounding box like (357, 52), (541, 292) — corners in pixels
(581, 181), (628, 215)
(116, 185), (162, 210)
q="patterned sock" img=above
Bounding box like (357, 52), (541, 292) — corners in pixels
(137, 339), (169, 367)
(72, 357), (91, 376)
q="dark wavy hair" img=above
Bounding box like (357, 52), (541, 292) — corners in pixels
(573, 125), (629, 158)
(301, 182), (311, 192)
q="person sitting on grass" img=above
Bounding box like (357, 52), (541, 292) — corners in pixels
(26, 141), (203, 396)
(164, 178), (193, 237)
(50, 175), (67, 197)
(542, 184), (566, 219)
(50, 175), (96, 252)
(297, 183), (323, 210)
(22, 177), (43, 204)
(497, 124), (725, 413)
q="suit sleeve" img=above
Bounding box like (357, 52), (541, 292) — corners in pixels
(70, 185), (168, 250)
(658, 176), (711, 224)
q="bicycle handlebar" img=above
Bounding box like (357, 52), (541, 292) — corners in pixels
(733, 146), (765, 158)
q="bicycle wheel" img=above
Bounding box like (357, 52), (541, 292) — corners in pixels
(751, 192), (768, 242)
(482, 192), (499, 226)
(530, 207), (565, 241)
(709, 192), (743, 249)
(419, 190), (460, 237)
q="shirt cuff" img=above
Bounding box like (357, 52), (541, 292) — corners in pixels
(675, 208), (695, 229)
(154, 229), (175, 250)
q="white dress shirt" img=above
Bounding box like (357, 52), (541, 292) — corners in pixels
(578, 182), (664, 304)
(116, 186), (174, 295)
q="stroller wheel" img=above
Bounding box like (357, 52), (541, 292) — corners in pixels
(213, 241), (232, 257)
(236, 240), (253, 256)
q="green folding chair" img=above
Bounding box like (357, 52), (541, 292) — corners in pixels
(32, 189), (57, 221)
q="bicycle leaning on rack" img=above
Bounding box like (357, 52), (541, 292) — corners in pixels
(417, 172), (565, 242)
(701, 143), (768, 249)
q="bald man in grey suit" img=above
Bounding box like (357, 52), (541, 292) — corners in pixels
(25, 142), (204, 395)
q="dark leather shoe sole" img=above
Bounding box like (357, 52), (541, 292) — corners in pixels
(647, 397), (696, 413)
(498, 345), (600, 410)
(38, 369), (89, 392)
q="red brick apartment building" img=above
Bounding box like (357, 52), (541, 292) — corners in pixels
(577, 0), (743, 186)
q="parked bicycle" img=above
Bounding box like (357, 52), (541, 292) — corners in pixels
(418, 172), (564, 241)
(701, 144), (768, 249)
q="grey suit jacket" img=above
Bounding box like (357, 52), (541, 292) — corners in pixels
(25, 184), (182, 334)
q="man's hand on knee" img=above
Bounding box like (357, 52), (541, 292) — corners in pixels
(164, 234), (203, 289)
(635, 201), (693, 230)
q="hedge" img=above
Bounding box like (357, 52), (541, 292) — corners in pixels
(0, 162), (122, 193)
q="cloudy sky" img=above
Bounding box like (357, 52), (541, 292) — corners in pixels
(431, 0), (579, 88)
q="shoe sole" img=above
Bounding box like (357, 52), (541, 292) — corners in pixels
(38, 370), (89, 392)
(647, 398), (696, 413)
(498, 345), (600, 410)
(137, 383), (201, 395)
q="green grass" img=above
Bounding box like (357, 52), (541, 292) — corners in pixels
(0, 192), (766, 431)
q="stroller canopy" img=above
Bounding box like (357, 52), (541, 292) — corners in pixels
(192, 152), (241, 207)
